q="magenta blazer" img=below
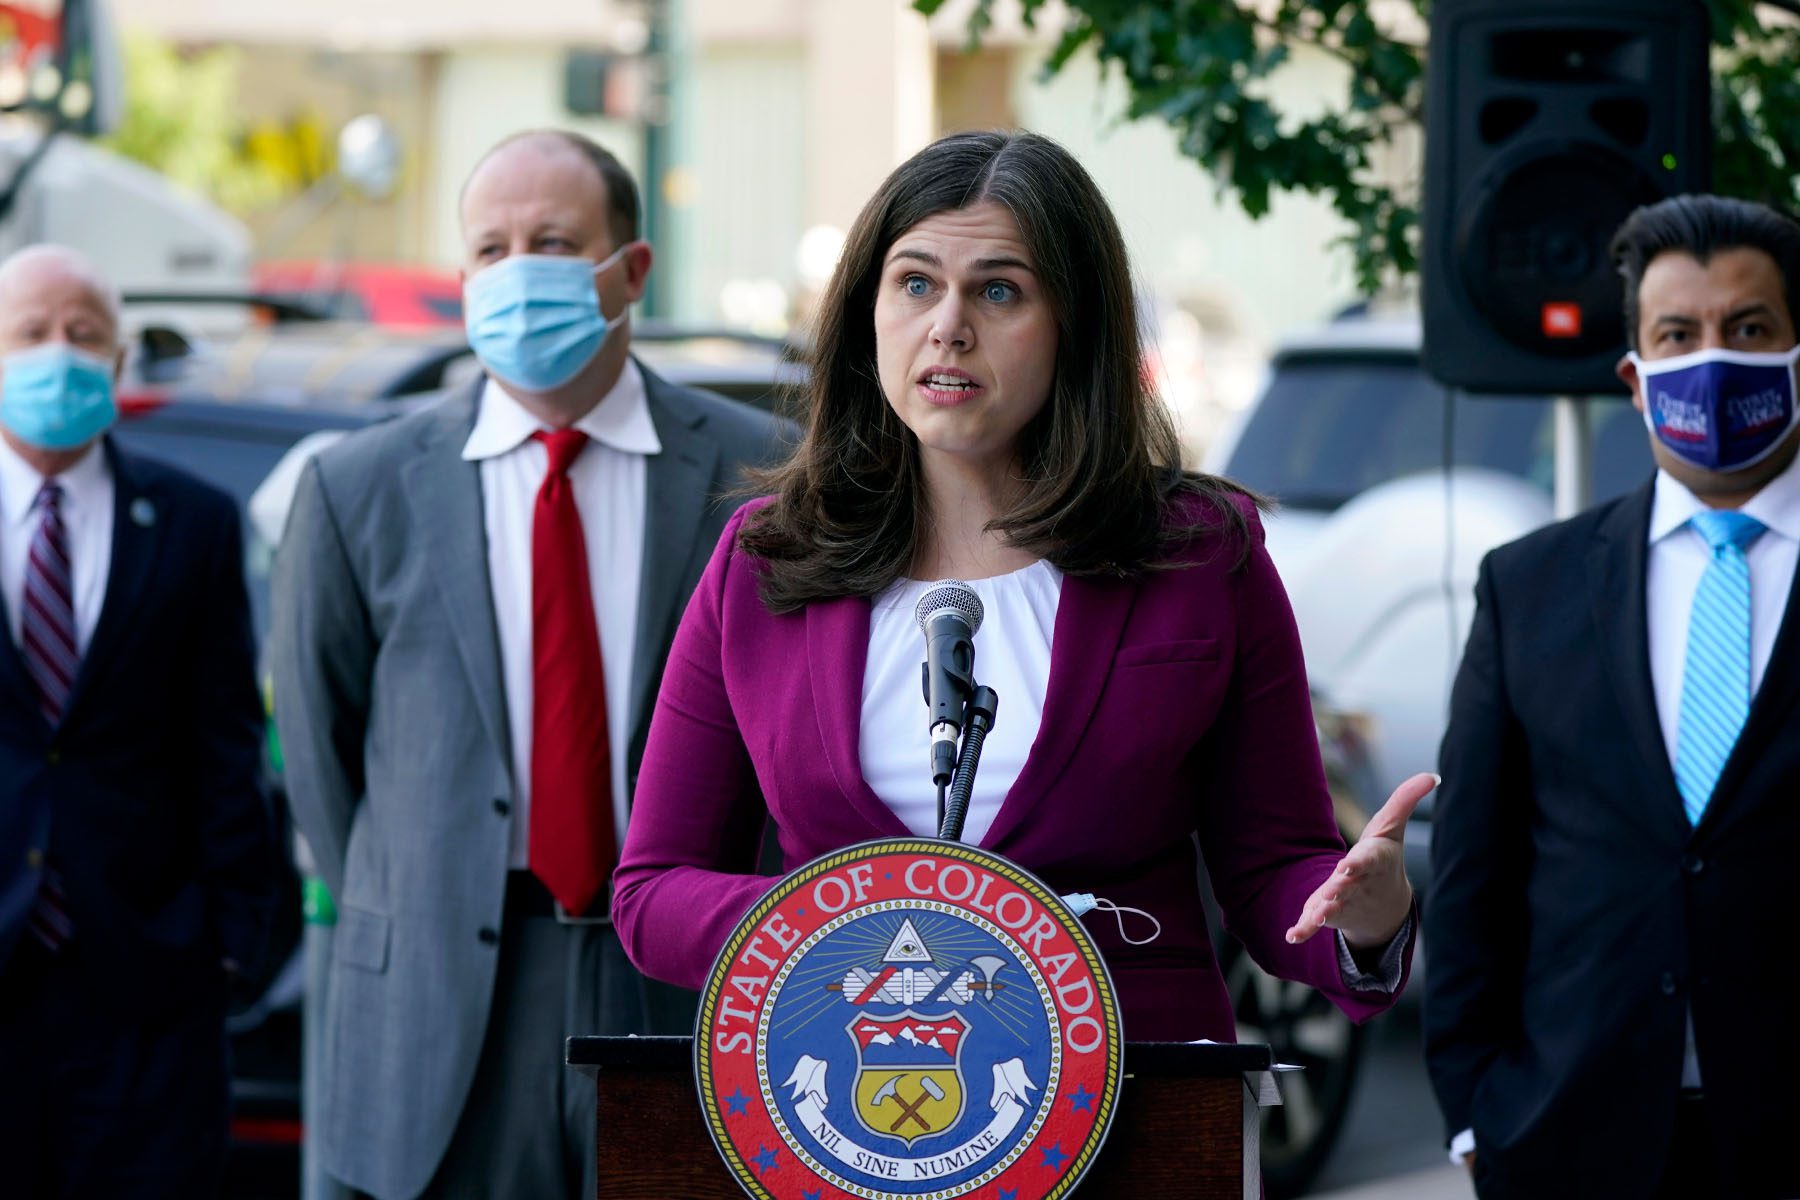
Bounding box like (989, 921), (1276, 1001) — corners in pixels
(612, 494), (1411, 1040)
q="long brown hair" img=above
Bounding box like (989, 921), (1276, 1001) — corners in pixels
(742, 130), (1256, 612)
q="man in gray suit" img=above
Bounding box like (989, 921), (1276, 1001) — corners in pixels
(271, 130), (789, 1199)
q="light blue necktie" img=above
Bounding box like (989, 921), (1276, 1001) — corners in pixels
(1674, 509), (1767, 825)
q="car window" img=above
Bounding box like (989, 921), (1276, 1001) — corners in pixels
(1224, 358), (1651, 510)
(260, 289), (369, 322)
(112, 411), (360, 642)
(419, 292), (463, 322)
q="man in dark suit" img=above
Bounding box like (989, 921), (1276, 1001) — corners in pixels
(272, 130), (791, 1199)
(0, 244), (275, 1195)
(1426, 194), (1800, 1199)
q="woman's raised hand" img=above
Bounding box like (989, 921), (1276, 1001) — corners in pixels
(1286, 772), (1439, 949)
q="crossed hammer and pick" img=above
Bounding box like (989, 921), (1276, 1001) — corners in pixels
(870, 1073), (946, 1132)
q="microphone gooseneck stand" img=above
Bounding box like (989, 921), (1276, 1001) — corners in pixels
(915, 578), (987, 840)
(937, 685), (998, 843)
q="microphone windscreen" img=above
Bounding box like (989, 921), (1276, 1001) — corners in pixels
(914, 579), (984, 636)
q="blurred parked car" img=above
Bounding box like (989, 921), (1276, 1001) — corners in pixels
(1207, 313), (1652, 877)
(122, 293), (802, 416)
(251, 262), (465, 327)
(1207, 690), (1384, 1199)
(1200, 314), (1654, 1195)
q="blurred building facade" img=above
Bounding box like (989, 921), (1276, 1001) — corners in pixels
(108, 0), (646, 269)
(109, 0), (1419, 450)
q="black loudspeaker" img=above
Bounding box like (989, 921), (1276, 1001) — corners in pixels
(1422, 0), (1711, 394)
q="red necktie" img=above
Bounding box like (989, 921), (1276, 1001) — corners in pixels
(528, 429), (613, 915)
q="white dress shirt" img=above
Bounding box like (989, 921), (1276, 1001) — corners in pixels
(462, 364), (660, 870)
(1452, 450), (1800, 1162)
(860, 561), (1062, 846)
(0, 436), (113, 656)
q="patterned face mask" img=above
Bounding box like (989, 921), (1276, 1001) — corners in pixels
(1631, 344), (1800, 472)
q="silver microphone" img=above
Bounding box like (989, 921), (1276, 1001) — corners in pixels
(915, 581), (984, 787)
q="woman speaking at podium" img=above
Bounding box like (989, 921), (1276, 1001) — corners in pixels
(611, 130), (1430, 1041)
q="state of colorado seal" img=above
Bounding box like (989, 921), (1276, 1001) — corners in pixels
(695, 840), (1122, 1200)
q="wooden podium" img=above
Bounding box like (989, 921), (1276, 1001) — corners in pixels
(569, 1036), (1276, 1199)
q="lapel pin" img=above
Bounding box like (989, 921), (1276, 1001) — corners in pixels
(130, 497), (156, 527)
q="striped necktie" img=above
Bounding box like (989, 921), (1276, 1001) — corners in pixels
(20, 480), (76, 949)
(21, 481), (76, 724)
(1673, 509), (1767, 826)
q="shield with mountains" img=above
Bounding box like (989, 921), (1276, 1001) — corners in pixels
(847, 1009), (970, 1148)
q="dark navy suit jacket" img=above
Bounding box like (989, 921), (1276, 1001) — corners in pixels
(0, 438), (274, 1021)
(1426, 480), (1800, 1198)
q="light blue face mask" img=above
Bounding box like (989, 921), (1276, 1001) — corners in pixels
(0, 342), (118, 450)
(462, 249), (631, 392)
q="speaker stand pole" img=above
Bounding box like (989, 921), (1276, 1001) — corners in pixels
(1553, 395), (1593, 519)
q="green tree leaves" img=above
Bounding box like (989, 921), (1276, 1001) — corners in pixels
(922, 0), (1800, 294)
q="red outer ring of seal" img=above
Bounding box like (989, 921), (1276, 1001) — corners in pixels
(693, 838), (1124, 1200)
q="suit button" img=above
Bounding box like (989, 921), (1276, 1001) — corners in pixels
(493, 797), (511, 818)
(1682, 854), (1704, 875)
(478, 927), (499, 946)
(25, 848), (43, 868)
(1660, 971), (1679, 996)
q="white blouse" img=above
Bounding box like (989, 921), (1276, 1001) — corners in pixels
(859, 560), (1063, 845)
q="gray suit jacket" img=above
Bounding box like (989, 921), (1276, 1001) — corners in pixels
(270, 364), (790, 1199)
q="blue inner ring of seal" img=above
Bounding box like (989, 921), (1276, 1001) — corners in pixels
(762, 907), (1058, 1194)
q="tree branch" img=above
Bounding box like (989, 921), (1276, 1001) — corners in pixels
(1242, 6), (1425, 124)
(922, 0), (1798, 293)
